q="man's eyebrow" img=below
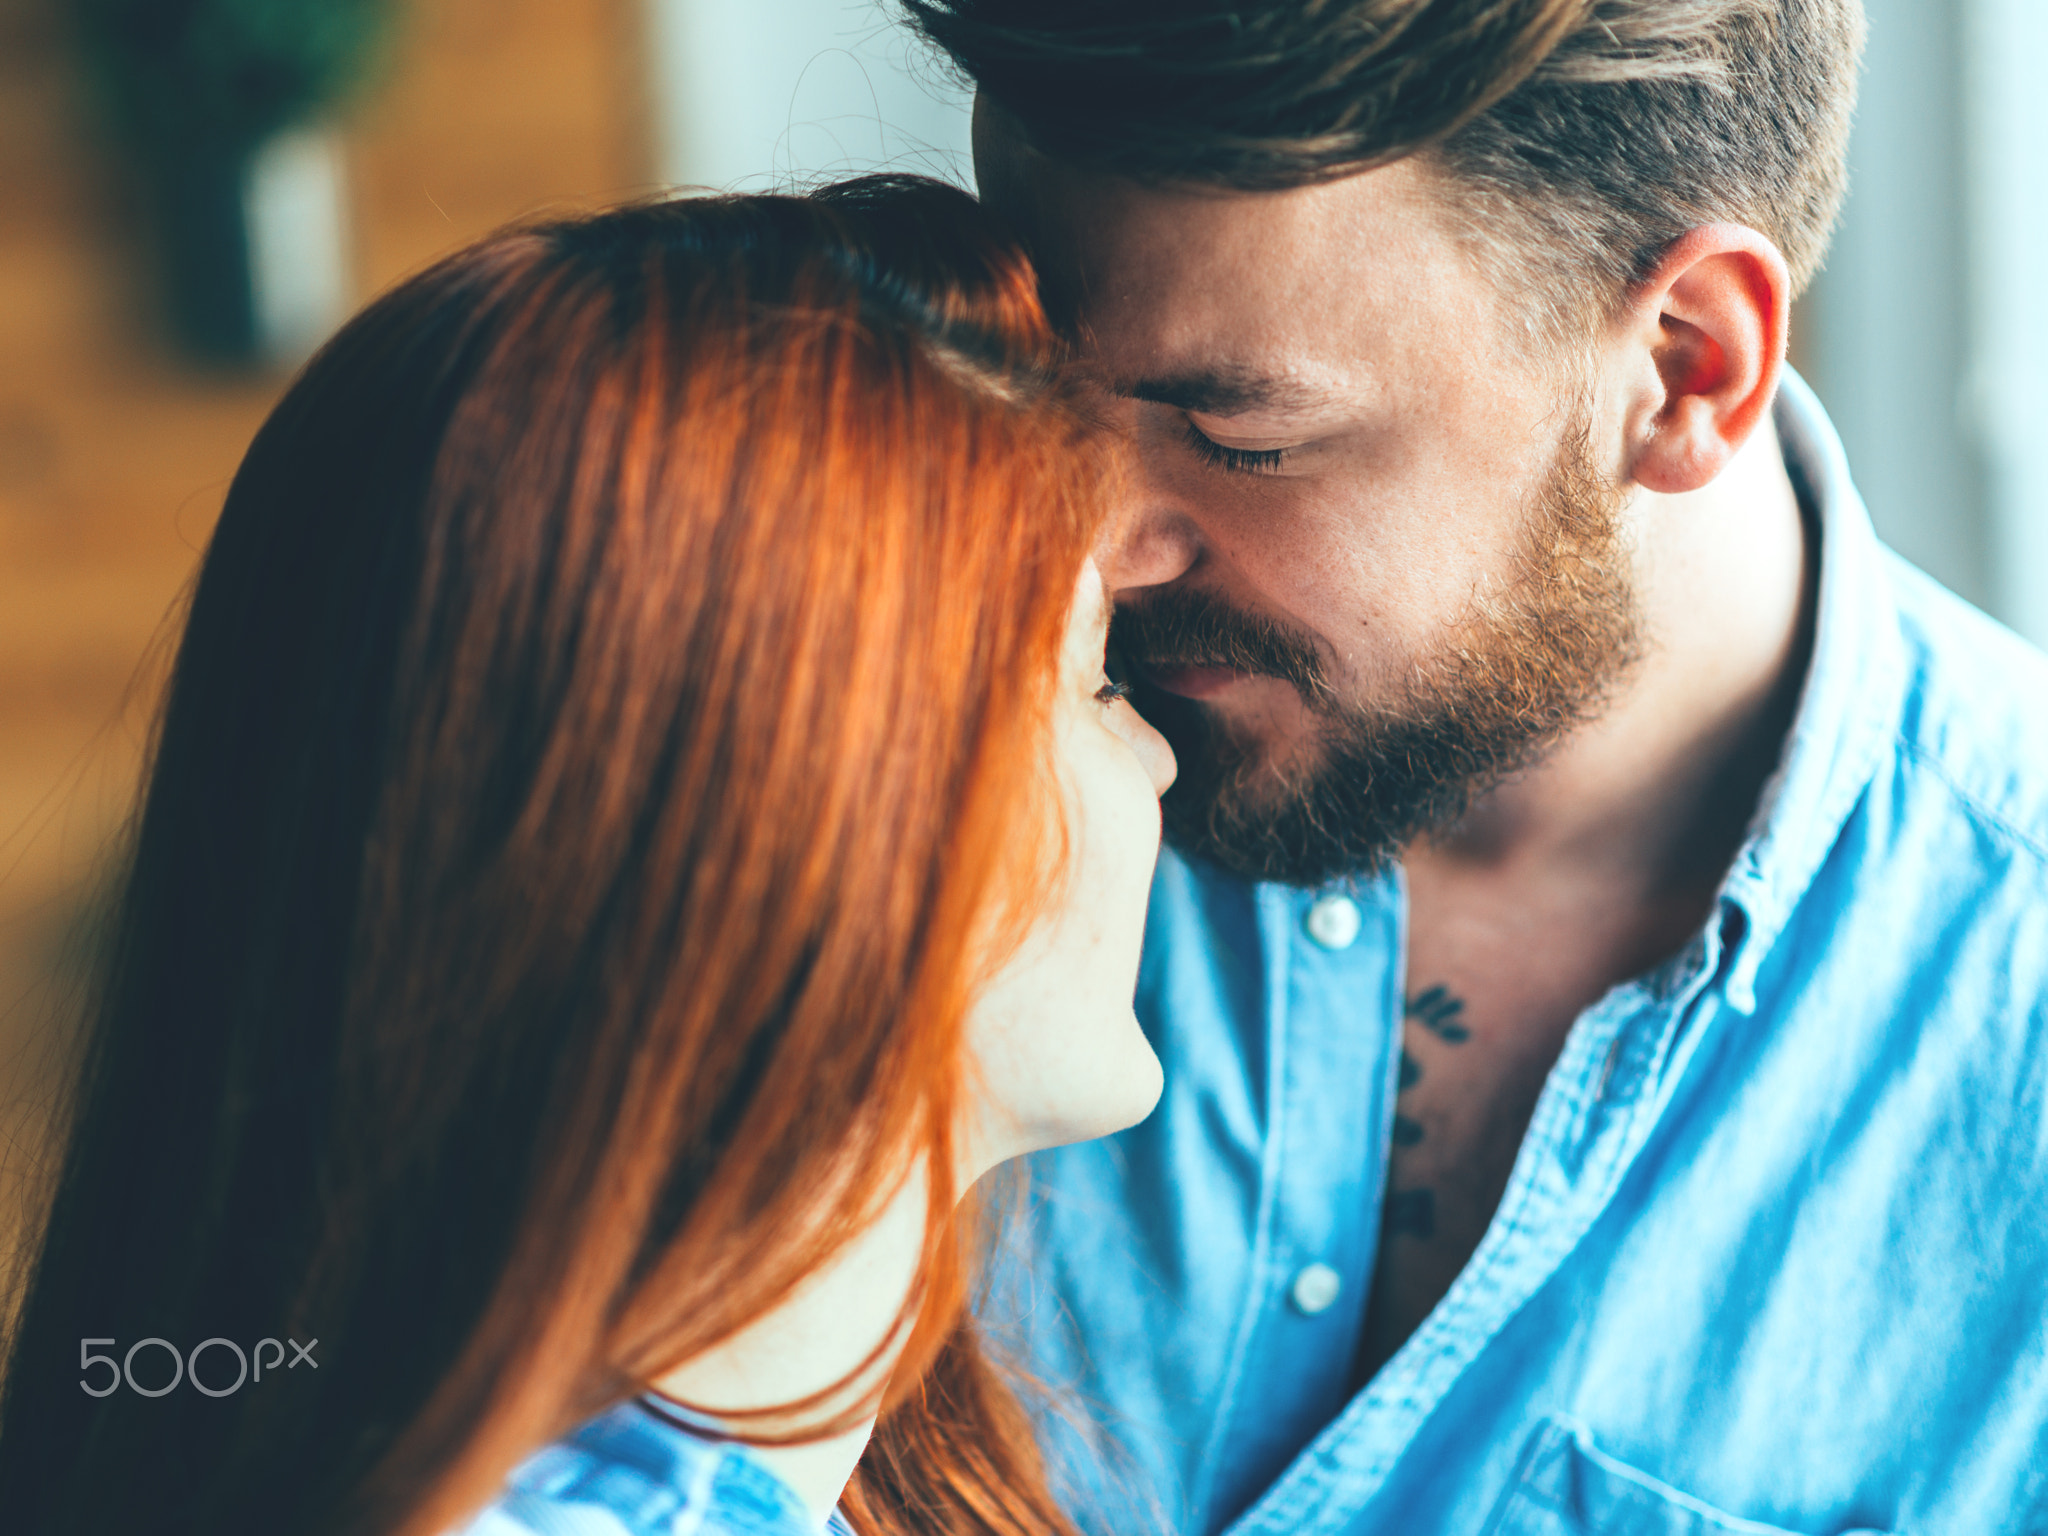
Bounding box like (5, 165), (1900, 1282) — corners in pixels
(1114, 369), (1339, 416)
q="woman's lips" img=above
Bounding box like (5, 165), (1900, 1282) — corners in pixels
(1143, 664), (1249, 700)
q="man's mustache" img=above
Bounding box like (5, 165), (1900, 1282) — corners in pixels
(1109, 588), (1332, 703)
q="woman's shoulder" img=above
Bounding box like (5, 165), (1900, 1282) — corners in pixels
(455, 1396), (851, 1536)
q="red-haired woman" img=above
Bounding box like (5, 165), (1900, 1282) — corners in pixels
(0, 177), (1172, 1536)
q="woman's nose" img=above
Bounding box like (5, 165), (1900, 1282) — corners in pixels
(1110, 701), (1178, 797)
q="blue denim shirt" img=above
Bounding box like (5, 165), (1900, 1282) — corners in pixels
(456, 1396), (852, 1536)
(1010, 373), (2048, 1536)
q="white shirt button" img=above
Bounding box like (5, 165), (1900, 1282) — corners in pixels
(1303, 895), (1361, 951)
(1290, 1262), (1342, 1316)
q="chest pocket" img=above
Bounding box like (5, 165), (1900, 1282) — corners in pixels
(1483, 1419), (1896, 1536)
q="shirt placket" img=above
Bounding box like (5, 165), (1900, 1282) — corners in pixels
(1226, 897), (1741, 1536)
(1196, 877), (1407, 1529)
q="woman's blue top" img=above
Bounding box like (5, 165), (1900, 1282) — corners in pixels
(455, 1396), (855, 1536)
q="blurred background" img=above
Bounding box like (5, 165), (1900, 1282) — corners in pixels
(0, 0), (2041, 1218)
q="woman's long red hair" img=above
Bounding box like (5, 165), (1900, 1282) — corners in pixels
(0, 177), (1108, 1536)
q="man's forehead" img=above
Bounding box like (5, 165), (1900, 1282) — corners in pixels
(977, 113), (1480, 409)
(995, 192), (1449, 397)
(985, 122), (1441, 267)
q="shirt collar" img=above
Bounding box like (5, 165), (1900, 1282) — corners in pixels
(1712, 368), (1908, 1012)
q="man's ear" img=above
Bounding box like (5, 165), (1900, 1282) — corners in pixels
(1620, 224), (1791, 495)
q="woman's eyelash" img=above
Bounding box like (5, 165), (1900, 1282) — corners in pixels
(1095, 678), (1132, 705)
(1183, 420), (1288, 475)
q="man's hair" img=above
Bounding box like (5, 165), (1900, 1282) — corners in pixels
(905, 0), (1866, 346)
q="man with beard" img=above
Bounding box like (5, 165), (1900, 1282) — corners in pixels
(903, 2), (2048, 1533)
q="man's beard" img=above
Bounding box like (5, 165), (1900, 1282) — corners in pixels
(1112, 418), (1640, 888)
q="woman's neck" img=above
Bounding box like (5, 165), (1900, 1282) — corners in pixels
(649, 1169), (933, 1529)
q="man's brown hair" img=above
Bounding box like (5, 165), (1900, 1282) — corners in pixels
(905, 0), (1866, 345)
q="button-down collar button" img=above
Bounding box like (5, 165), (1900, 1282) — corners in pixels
(1289, 1262), (1342, 1316)
(1304, 895), (1361, 951)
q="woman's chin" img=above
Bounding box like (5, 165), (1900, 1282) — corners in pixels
(1106, 1026), (1167, 1131)
(971, 1014), (1165, 1173)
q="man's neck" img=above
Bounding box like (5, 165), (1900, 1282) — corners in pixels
(1411, 413), (1815, 938)
(1356, 417), (1815, 1381)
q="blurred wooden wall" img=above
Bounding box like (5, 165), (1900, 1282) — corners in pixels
(0, 0), (656, 1244)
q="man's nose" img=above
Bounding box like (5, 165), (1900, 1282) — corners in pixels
(1101, 463), (1202, 598)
